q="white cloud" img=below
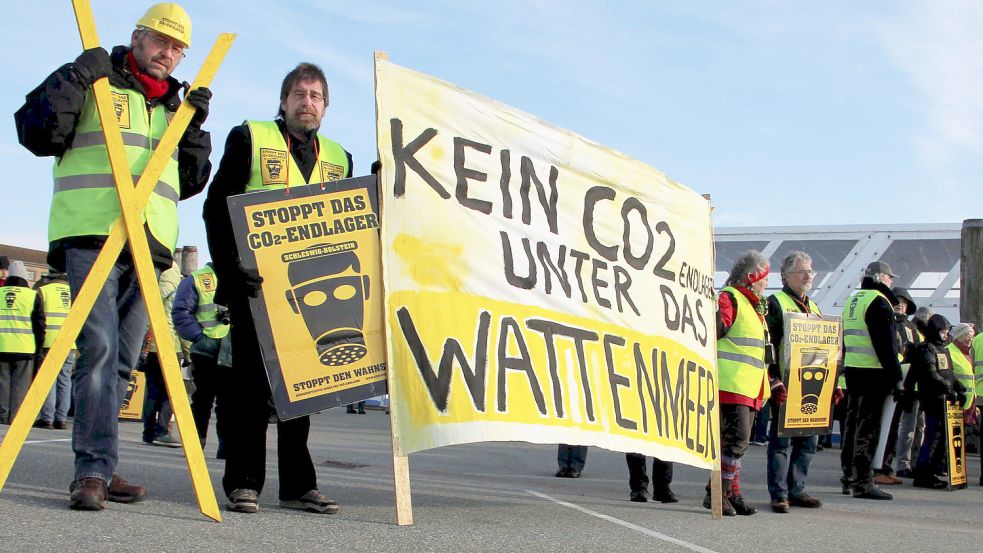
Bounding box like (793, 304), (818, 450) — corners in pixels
(875, 1), (983, 171)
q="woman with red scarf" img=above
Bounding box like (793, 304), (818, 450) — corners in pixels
(704, 250), (771, 516)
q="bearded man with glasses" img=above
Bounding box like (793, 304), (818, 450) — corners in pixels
(203, 62), (352, 515)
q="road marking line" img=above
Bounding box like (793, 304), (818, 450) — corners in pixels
(23, 438), (71, 445)
(526, 489), (720, 553)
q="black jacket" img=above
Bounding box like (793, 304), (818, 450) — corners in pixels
(907, 314), (962, 416)
(202, 120), (353, 305)
(15, 45), (212, 271)
(0, 276), (45, 359)
(844, 277), (903, 391)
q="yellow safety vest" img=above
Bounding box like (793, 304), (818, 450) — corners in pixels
(772, 289), (826, 384)
(244, 120), (349, 192)
(947, 342), (975, 409)
(49, 84), (180, 252)
(192, 265), (229, 339)
(0, 287), (39, 354)
(39, 282), (75, 349)
(973, 333), (983, 399)
(842, 289), (889, 369)
(717, 287), (769, 401)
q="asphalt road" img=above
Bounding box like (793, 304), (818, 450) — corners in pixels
(1, 409), (980, 552)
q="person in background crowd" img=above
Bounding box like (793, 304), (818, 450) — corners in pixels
(626, 454), (676, 504)
(908, 315), (964, 489)
(763, 251), (832, 513)
(203, 62), (351, 515)
(346, 401), (366, 414)
(0, 256), (9, 286)
(555, 444), (587, 478)
(705, 250), (771, 516)
(895, 305), (932, 478)
(0, 261), (45, 424)
(872, 287), (920, 486)
(840, 262), (903, 500)
(172, 262), (231, 458)
(947, 323), (975, 413)
(140, 262), (184, 447)
(972, 325), (983, 485)
(34, 271), (75, 430)
(14, 2), (211, 510)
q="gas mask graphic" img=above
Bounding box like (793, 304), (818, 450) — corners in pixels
(284, 242), (370, 367)
(3, 291), (15, 309)
(798, 347), (829, 415)
(952, 430), (963, 473)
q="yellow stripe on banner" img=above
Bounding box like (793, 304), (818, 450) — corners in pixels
(0, 0), (234, 523)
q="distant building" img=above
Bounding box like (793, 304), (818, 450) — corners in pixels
(715, 223), (962, 321)
(0, 244), (47, 288)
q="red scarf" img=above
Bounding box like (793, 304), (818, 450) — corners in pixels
(127, 51), (170, 100)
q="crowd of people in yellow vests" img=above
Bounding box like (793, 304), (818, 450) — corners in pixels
(1, 2), (980, 517)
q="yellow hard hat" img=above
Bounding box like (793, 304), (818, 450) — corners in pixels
(135, 3), (192, 48)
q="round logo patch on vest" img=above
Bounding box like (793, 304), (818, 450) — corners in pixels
(260, 148), (288, 185)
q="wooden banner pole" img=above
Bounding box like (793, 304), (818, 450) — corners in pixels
(703, 193), (723, 519)
(375, 49), (414, 526)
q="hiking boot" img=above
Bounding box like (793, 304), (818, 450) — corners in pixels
(853, 483), (893, 500)
(69, 477), (107, 511)
(554, 467), (572, 478)
(788, 494), (822, 508)
(108, 474), (147, 503)
(895, 468), (914, 479)
(703, 490), (736, 516)
(839, 476), (852, 495)
(152, 433), (181, 448)
(729, 494), (757, 515)
(770, 498), (790, 513)
(567, 468), (582, 478)
(53, 420), (70, 430)
(33, 420), (54, 430)
(227, 489), (259, 513)
(346, 406), (357, 414)
(873, 473), (902, 485)
(280, 490), (340, 514)
(629, 490), (649, 503)
(652, 488), (679, 504)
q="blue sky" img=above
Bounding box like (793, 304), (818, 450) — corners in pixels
(3, 1), (981, 261)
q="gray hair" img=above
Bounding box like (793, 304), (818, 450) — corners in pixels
(725, 250), (769, 288)
(779, 251), (812, 286)
(913, 306), (933, 323)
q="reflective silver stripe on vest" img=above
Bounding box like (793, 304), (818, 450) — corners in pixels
(845, 345), (877, 356)
(0, 315), (31, 322)
(0, 328), (33, 334)
(200, 320), (221, 328)
(718, 350), (766, 370)
(198, 303), (217, 311)
(975, 361), (983, 369)
(727, 337), (765, 348)
(53, 174), (180, 204)
(45, 312), (67, 318)
(46, 325), (63, 331)
(843, 329), (871, 338)
(71, 131), (179, 161)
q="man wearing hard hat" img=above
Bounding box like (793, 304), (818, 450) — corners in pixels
(14, 3), (212, 511)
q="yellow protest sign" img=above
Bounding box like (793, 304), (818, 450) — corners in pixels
(118, 369), (147, 421)
(945, 400), (967, 490)
(376, 59), (718, 469)
(227, 176), (387, 420)
(777, 313), (842, 436)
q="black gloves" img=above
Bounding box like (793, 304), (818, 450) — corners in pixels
(185, 87), (212, 127)
(891, 385), (905, 402)
(239, 266), (264, 298)
(74, 47), (112, 86)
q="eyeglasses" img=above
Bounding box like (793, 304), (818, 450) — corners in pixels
(789, 270), (817, 277)
(146, 32), (186, 59)
(291, 89), (325, 103)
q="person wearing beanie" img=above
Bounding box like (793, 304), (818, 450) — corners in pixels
(840, 261), (904, 500)
(0, 261), (46, 424)
(34, 271), (76, 430)
(894, 296), (930, 479)
(908, 315), (964, 489)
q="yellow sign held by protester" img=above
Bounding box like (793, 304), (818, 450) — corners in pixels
(777, 313), (842, 437)
(945, 400), (967, 490)
(118, 369), (147, 421)
(376, 59), (718, 469)
(228, 176), (387, 420)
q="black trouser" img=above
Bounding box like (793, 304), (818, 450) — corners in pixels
(221, 298), (316, 500)
(840, 372), (890, 488)
(557, 444), (588, 471)
(0, 356), (33, 424)
(190, 349), (228, 448)
(140, 352), (168, 442)
(626, 453), (673, 494)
